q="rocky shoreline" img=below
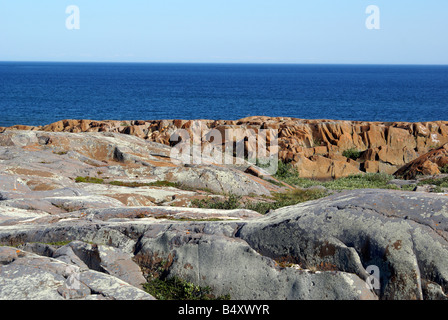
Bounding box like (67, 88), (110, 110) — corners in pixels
(1, 118), (448, 300)
(2, 116), (447, 179)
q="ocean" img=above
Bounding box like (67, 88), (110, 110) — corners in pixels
(0, 62), (447, 127)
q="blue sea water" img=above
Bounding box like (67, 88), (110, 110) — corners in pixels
(0, 62), (447, 127)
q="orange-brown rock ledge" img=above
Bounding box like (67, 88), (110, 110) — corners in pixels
(2, 116), (448, 179)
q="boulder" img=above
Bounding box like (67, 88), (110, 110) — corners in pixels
(136, 225), (376, 300)
(395, 144), (448, 179)
(238, 189), (448, 300)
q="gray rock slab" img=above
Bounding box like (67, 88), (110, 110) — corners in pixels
(0, 247), (154, 300)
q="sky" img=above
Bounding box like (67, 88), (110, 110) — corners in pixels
(0, 0), (447, 64)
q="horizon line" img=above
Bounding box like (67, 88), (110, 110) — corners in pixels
(1, 60), (448, 66)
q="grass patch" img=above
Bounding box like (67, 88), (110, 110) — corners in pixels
(418, 176), (448, 188)
(153, 215), (226, 222)
(255, 158), (271, 168)
(400, 184), (417, 191)
(75, 176), (215, 194)
(242, 201), (275, 214)
(190, 188), (328, 215)
(313, 138), (324, 147)
(342, 148), (362, 161)
(143, 276), (230, 300)
(432, 186), (445, 193)
(271, 161), (396, 191)
(274, 161), (298, 180)
(146, 181), (180, 188)
(271, 188), (327, 204)
(53, 151), (68, 155)
(281, 172), (396, 191)
(319, 173), (396, 190)
(37, 241), (73, 247)
(244, 188), (328, 214)
(75, 177), (182, 189)
(137, 254), (230, 300)
(75, 176), (104, 184)
(440, 165), (448, 174)
(191, 194), (242, 210)
(272, 161), (303, 185)
(108, 180), (179, 188)
(264, 178), (284, 187)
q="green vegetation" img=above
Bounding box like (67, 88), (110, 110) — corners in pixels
(75, 176), (104, 184)
(255, 158), (272, 168)
(270, 188), (327, 205)
(191, 188), (327, 215)
(428, 144), (441, 150)
(75, 177), (180, 188)
(74, 176), (219, 194)
(400, 184), (417, 191)
(143, 276), (230, 300)
(440, 165), (448, 174)
(108, 180), (179, 188)
(244, 188), (327, 214)
(417, 176), (448, 188)
(191, 194), (242, 210)
(137, 255), (230, 300)
(153, 215), (225, 222)
(53, 151), (68, 155)
(190, 161), (403, 214)
(432, 186), (444, 193)
(313, 138), (324, 147)
(270, 161), (397, 191)
(146, 180), (180, 188)
(38, 241), (73, 247)
(317, 173), (397, 190)
(342, 148), (362, 161)
(272, 161), (302, 185)
(263, 178), (284, 187)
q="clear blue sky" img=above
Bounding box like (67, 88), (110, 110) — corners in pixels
(0, 0), (447, 64)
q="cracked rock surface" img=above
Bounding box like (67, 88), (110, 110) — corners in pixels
(0, 246), (154, 300)
(1, 129), (448, 300)
(1, 189), (448, 299)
